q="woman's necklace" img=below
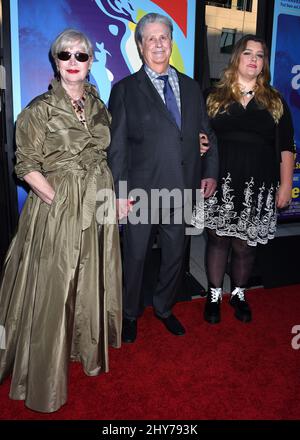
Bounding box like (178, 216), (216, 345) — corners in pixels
(241, 90), (255, 98)
(240, 89), (255, 108)
(70, 93), (86, 126)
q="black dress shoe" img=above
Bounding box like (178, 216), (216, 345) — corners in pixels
(122, 318), (137, 343)
(156, 314), (185, 336)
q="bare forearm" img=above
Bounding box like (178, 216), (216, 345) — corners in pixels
(280, 151), (294, 187)
(276, 151), (294, 208)
(24, 171), (55, 204)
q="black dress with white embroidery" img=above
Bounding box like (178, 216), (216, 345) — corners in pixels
(204, 98), (294, 246)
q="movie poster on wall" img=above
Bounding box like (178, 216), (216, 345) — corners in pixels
(270, 0), (300, 220)
(10, 0), (197, 211)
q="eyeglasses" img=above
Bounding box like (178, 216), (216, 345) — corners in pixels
(57, 51), (89, 62)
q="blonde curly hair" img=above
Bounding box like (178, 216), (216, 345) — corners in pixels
(207, 35), (283, 123)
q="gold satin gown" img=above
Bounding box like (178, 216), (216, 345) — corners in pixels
(0, 80), (122, 413)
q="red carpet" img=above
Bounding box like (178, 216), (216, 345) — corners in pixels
(0, 285), (300, 420)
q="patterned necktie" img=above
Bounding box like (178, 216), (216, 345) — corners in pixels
(157, 75), (181, 129)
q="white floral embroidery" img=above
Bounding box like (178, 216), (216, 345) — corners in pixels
(191, 194), (204, 230)
(201, 173), (277, 246)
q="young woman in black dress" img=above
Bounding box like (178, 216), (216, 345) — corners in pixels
(198, 35), (294, 324)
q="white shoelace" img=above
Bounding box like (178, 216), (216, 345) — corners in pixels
(231, 287), (246, 301)
(210, 287), (222, 302)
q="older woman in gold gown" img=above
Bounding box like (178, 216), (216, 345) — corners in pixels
(0, 29), (122, 413)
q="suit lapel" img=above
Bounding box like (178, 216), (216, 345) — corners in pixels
(136, 67), (180, 131)
(177, 71), (188, 134)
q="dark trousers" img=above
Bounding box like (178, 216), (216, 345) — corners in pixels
(122, 208), (186, 319)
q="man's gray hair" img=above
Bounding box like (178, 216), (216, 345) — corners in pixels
(51, 28), (93, 59)
(134, 12), (173, 47)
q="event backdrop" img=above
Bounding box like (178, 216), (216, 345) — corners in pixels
(10, 0), (197, 211)
(270, 0), (300, 220)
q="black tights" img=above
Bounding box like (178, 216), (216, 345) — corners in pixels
(206, 229), (257, 289)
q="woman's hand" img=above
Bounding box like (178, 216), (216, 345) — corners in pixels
(24, 171), (55, 205)
(276, 183), (292, 209)
(199, 133), (210, 156)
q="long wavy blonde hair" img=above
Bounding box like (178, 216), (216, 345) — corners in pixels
(207, 35), (283, 123)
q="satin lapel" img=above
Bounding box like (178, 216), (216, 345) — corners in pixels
(135, 67), (180, 130)
(49, 80), (75, 116)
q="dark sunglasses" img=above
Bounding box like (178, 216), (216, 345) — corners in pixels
(57, 51), (89, 62)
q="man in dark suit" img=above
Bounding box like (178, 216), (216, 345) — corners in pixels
(108, 12), (218, 343)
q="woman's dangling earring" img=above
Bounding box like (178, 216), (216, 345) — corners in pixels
(86, 69), (90, 82)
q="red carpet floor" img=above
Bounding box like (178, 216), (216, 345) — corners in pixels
(0, 284), (300, 420)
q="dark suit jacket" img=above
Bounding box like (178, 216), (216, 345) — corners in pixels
(108, 66), (218, 201)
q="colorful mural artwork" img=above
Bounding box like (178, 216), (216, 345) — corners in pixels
(11, 0), (196, 110)
(10, 1), (197, 211)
